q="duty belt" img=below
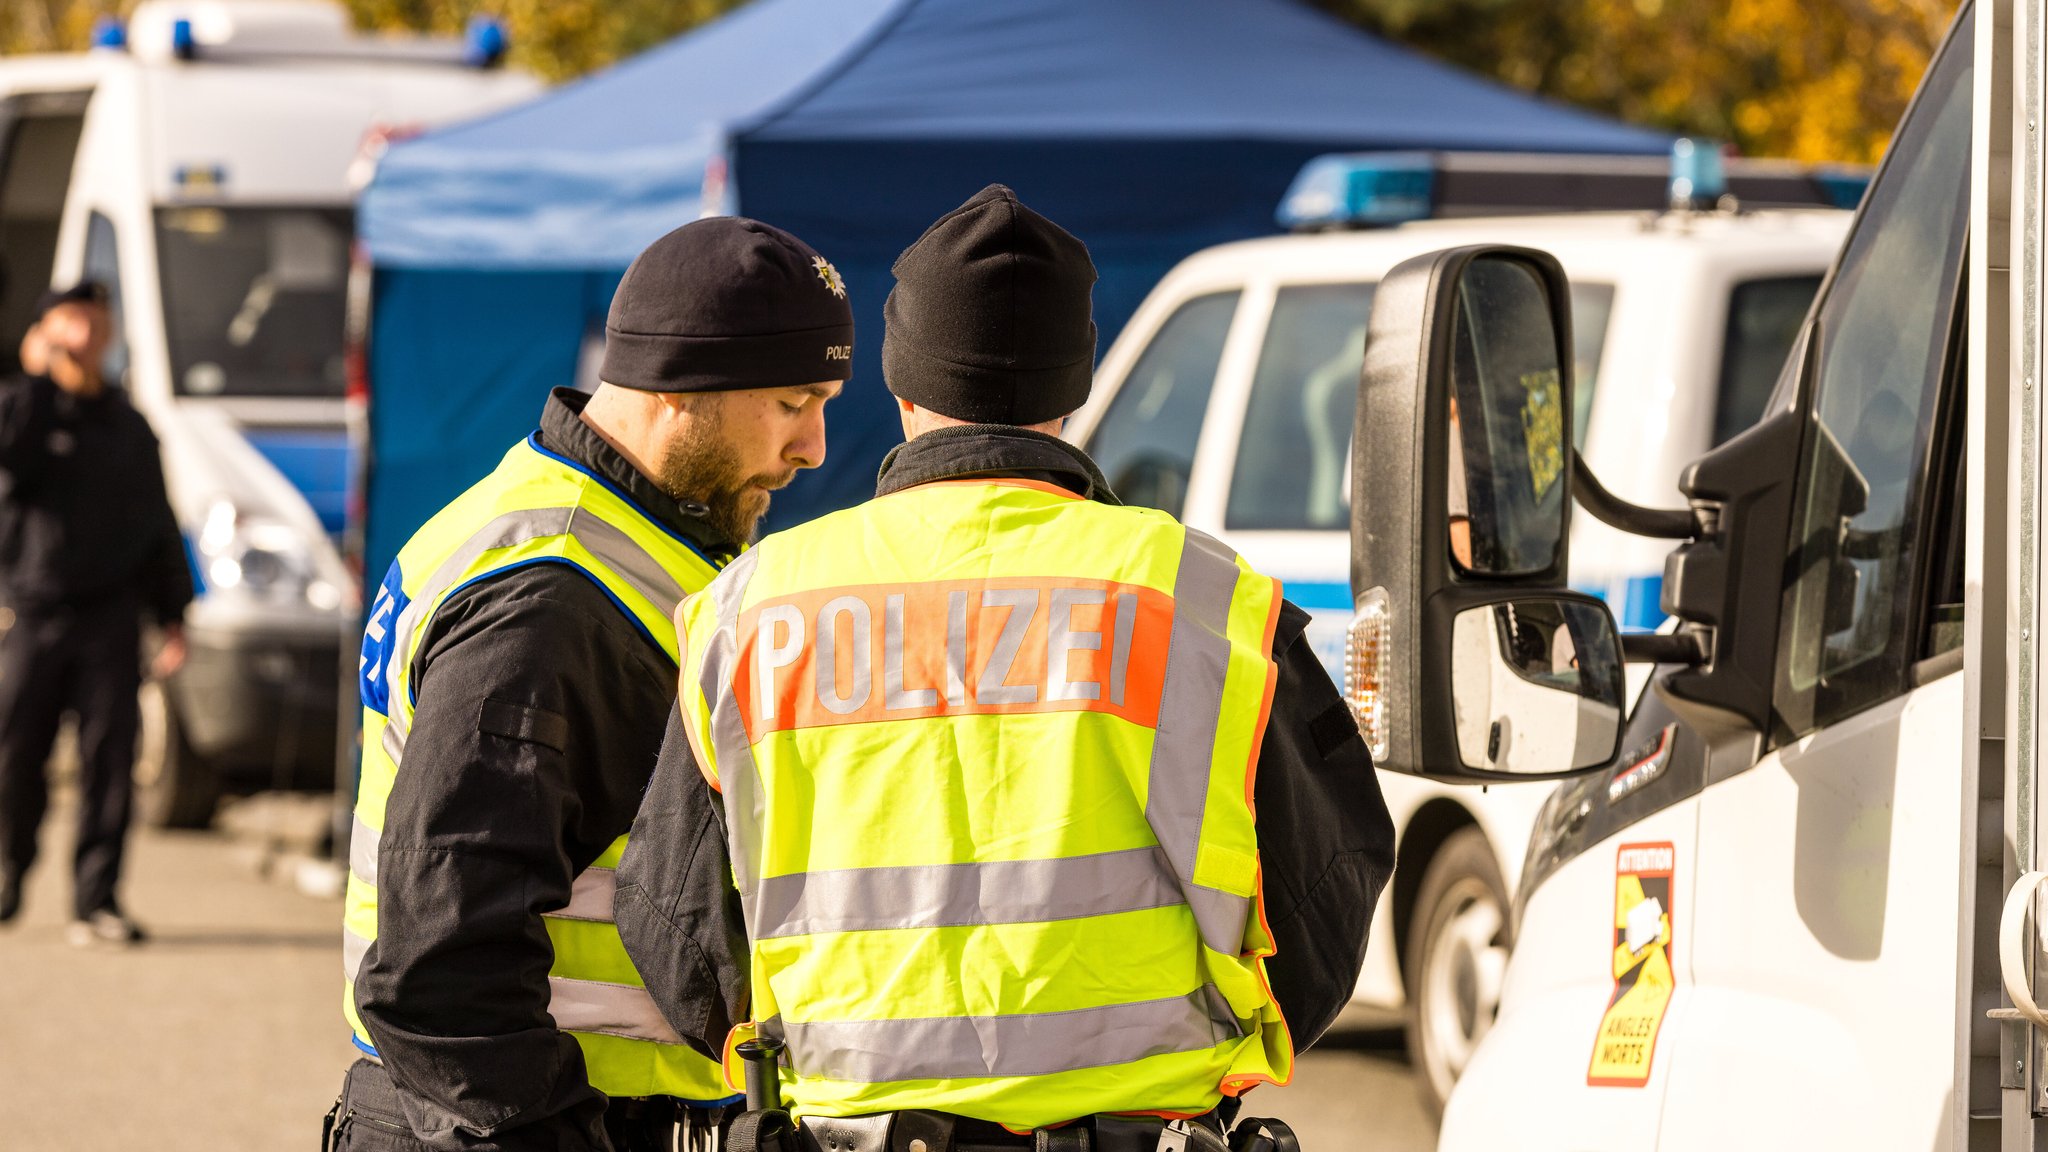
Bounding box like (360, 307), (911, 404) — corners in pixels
(731, 1109), (1300, 1152)
(722, 1037), (1301, 1152)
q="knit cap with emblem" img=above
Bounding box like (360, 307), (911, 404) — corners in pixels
(599, 216), (854, 393)
(882, 184), (1098, 425)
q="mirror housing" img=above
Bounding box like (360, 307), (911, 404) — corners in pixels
(1348, 245), (1623, 782)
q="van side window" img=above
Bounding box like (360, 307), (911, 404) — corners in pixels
(0, 105), (86, 375)
(1715, 275), (1823, 446)
(1772, 37), (1972, 738)
(1227, 283), (1373, 530)
(1085, 290), (1239, 516)
(83, 212), (128, 385)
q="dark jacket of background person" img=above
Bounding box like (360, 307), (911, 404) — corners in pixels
(352, 393), (739, 1152)
(0, 373), (190, 621)
(614, 425), (1398, 1068)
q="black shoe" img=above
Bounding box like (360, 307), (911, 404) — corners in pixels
(0, 870), (20, 923)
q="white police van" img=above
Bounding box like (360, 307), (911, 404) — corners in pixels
(1346, 3), (2048, 1145)
(0, 1), (537, 825)
(1066, 155), (1854, 1111)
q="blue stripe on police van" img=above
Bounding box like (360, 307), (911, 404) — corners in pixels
(1571, 574), (1667, 633)
(1283, 580), (1353, 611)
(183, 533), (206, 596)
(1622, 573), (1666, 632)
(242, 427), (351, 537)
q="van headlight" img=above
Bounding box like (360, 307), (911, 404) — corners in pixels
(196, 498), (342, 611)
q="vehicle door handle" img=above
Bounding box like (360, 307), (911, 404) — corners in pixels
(1996, 870), (2048, 1028)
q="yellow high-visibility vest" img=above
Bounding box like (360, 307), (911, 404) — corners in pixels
(675, 477), (1293, 1128)
(343, 434), (734, 1103)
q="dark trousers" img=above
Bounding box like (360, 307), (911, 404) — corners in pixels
(0, 603), (141, 919)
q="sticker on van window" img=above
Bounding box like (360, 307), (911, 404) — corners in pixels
(1587, 840), (1675, 1088)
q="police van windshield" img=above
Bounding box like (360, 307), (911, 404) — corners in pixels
(155, 206), (351, 398)
(1225, 280), (1614, 532)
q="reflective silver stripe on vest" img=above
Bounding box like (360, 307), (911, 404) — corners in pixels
(548, 976), (685, 1045)
(698, 549), (767, 900)
(751, 846), (1184, 939)
(379, 720), (407, 770)
(384, 507), (579, 743)
(570, 512), (689, 620)
(343, 927), (371, 980)
(762, 985), (1242, 1082)
(1147, 530), (1254, 957)
(547, 867), (617, 923)
(349, 814), (380, 889)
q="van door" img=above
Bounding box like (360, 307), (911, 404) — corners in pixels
(0, 91), (89, 375)
(1657, 24), (1974, 1149)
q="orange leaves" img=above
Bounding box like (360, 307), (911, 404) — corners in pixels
(1315, 0), (1960, 164)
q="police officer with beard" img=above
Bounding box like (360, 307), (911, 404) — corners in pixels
(329, 218), (851, 1152)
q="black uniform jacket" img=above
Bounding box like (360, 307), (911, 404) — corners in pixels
(353, 390), (739, 1152)
(614, 425), (1398, 1076)
(0, 373), (191, 622)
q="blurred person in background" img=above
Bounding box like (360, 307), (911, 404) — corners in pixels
(0, 280), (191, 946)
(330, 217), (851, 1152)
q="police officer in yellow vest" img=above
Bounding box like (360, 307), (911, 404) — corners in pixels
(329, 217), (852, 1152)
(615, 186), (1396, 1150)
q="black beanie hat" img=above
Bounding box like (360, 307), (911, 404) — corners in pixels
(600, 216), (855, 393)
(882, 185), (1097, 424)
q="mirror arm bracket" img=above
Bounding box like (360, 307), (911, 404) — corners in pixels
(1573, 450), (1695, 539)
(1621, 629), (1708, 666)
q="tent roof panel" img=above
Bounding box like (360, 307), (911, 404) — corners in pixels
(741, 0), (1667, 151)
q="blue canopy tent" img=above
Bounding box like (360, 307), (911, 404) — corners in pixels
(358, 0), (1667, 581)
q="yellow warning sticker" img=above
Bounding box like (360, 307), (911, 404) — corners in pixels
(1587, 841), (1675, 1088)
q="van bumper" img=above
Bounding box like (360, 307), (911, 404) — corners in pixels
(167, 624), (341, 792)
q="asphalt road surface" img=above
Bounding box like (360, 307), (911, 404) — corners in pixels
(0, 797), (1438, 1151)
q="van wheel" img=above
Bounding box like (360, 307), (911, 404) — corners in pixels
(1405, 825), (1511, 1116)
(134, 681), (220, 830)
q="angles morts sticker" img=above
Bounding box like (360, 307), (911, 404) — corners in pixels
(1587, 841), (1675, 1087)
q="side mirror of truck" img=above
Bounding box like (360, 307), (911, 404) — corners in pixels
(1347, 245), (1625, 782)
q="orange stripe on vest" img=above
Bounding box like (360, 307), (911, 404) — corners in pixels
(734, 578), (1173, 737)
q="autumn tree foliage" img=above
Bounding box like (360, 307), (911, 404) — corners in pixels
(1311, 0), (1959, 163)
(6, 0), (1955, 164)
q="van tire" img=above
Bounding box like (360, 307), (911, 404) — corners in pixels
(134, 680), (220, 830)
(1404, 825), (1512, 1117)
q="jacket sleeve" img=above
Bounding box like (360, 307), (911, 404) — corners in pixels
(614, 707), (751, 1062)
(355, 568), (676, 1152)
(0, 375), (56, 486)
(132, 422), (193, 626)
(1255, 600), (1397, 1050)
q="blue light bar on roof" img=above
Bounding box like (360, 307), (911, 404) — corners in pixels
(464, 16), (509, 68)
(170, 17), (197, 60)
(90, 16), (127, 50)
(1277, 153), (1436, 231)
(1668, 138), (1726, 208)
